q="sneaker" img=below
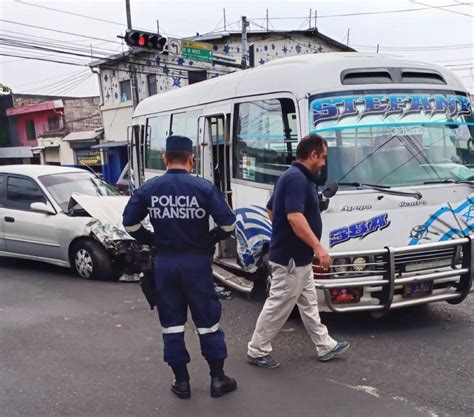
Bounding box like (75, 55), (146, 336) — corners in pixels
(318, 341), (350, 362)
(246, 354), (280, 368)
(210, 375), (237, 398)
(171, 380), (191, 399)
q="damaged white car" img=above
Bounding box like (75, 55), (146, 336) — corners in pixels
(0, 165), (150, 280)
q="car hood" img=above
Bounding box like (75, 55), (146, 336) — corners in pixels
(69, 193), (130, 227)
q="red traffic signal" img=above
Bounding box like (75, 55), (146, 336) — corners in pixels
(124, 29), (167, 51)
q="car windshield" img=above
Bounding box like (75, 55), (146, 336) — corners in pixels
(309, 90), (474, 187)
(39, 172), (119, 211)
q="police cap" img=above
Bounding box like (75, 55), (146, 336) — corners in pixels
(165, 135), (193, 154)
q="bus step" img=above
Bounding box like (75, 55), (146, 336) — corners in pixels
(212, 264), (253, 294)
(215, 257), (241, 270)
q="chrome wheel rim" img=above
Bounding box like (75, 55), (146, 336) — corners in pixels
(75, 249), (93, 278)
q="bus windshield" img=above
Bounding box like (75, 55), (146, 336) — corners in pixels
(309, 90), (474, 187)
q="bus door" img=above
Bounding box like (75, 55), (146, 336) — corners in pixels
(127, 123), (147, 190)
(200, 113), (232, 207)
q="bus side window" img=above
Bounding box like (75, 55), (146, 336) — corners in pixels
(233, 98), (297, 185)
(146, 115), (169, 171)
(170, 110), (202, 175)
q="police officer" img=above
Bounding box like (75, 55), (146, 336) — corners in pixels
(122, 135), (237, 400)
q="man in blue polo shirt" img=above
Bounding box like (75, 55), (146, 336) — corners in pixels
(123, 135), (237, 399)
(246, 134), (350, 367)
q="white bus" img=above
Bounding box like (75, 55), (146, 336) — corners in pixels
(129, 52), (473, 316)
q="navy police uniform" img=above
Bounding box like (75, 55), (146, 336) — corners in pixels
(122, 136), (236, 392)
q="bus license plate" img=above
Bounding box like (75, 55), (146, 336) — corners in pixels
(403, 281), (433, 298)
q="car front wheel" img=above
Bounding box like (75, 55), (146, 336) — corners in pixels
(71, 239), (114, 281)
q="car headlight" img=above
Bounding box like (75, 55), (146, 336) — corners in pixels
(353, 257), (367, 272)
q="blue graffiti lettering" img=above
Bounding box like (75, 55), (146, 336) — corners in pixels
(330, 213), (390, 247)
(311, 93), (472, 127)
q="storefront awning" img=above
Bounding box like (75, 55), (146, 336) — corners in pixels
(0, 146), (33, 159)
(63, 130), (103, 142)
(91, 140), (128, 149)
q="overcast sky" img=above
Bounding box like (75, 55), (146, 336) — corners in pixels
(0, 0), (473, 96)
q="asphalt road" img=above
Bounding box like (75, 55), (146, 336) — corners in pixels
(0, 258), (472, 417)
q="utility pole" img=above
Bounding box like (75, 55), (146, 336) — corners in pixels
(223, 9), (226, 31)
(314, 10), (317, 29)
(125, 0), (132, 30)
(309, 9), (312, 29)
(241, 16), (249, 69)
(376, 44), (380, 53)
(346, 28), (350, 46)
(125, 0), (140, 110)
(157, 20), (160, 35)
(266, 9), (269, 31)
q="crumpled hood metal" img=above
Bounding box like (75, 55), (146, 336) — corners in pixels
(69, 193), (130, 226)
(68, 193), (135, 247)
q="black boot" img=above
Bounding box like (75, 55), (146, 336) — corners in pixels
(210, 375), (237, 398)
(170, 364), (191, 399)
(171, 380), (191, 399)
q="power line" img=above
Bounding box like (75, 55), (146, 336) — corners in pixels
(0, 29), (120, 55)
(39, 73), (91, 95)
(0, 19), (122, 45)
(13, 0), (157, 33)
(2, 38), (231, 77)
(18, 69), (89, 90)
(0, 38), (112, 62)
(51, 74), (95, 96)
(13, 0), (127, 27)
(0, 51), (209, 81)
(410, 0), (474, 17)
(24, 70), (91, 94)
(352, 42), (474, 51)
(247, 3), (474, 20)
(0, 52), (87, 67)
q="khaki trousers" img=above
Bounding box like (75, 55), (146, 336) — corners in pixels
(248, 260), (337, 358)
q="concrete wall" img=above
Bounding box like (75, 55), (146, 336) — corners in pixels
(59, 141), (75, 165)
(63, 97), (101, 131)
(101, 102), (134, 142)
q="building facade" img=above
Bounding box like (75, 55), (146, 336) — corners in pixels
(90, 28), (354, 183)
(3, 94), (102, 168)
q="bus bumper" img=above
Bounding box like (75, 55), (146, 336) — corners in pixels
(315, 236), (473, 315)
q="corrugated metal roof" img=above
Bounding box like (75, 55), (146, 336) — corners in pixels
(0, 146), (33, 159)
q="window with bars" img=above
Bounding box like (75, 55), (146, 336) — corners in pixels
(147, 74), (157, 96)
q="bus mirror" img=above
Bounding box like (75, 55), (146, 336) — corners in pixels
(322, 181), (338, 198)
(314, 161), (328, 186)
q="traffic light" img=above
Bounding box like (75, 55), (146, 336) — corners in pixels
(124, 29), (167, 51)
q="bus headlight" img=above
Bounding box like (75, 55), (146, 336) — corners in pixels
(333, 258), (350, 274)
(353, 257), (367, 272)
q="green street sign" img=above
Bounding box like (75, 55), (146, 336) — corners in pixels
(182, 40), (213, 63)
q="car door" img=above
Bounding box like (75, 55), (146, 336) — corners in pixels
(0, 174), (5, 251)
(2, 175), (62, 260)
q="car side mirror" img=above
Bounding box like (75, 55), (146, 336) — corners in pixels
(30, 202), (56, 215)
(322, 181), (338, 198)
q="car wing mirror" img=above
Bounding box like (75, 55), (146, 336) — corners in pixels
(30, 202), (56, 215)
(322, 181), (338, 198)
